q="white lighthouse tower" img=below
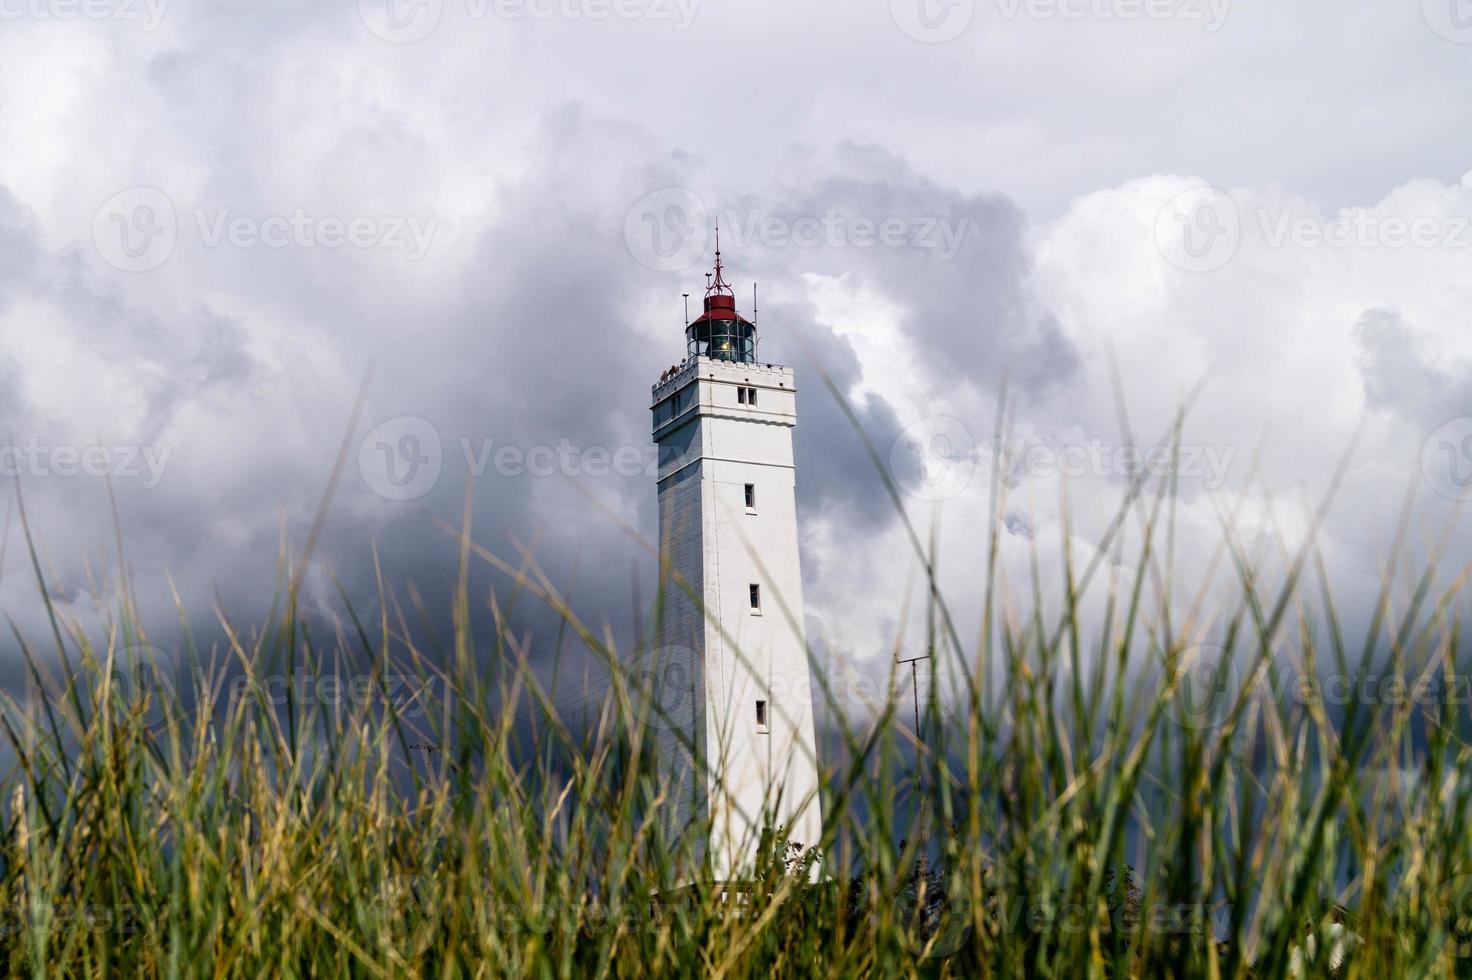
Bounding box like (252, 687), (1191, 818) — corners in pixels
(648, 237), (823, 880)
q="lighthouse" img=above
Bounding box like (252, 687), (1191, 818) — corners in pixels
(648, 236), (823, 880)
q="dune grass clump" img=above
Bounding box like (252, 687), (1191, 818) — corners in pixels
(0, 404), (1470, 978)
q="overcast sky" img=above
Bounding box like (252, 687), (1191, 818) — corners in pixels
(2, 0), (1472, 700)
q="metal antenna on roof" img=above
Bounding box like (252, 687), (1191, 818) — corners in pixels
(683, 293), (690, 328)
(753, 282), (760, 362)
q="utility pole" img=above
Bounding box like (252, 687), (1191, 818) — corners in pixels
(896, 653), (931, 799)
(897, 651), (933, 884)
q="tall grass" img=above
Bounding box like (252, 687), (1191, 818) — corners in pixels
(0, 395), (1470, 978)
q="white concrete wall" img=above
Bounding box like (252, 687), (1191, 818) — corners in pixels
(652, 357), (823, 879)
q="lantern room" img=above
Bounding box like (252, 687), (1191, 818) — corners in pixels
(686, 231), (756, 364)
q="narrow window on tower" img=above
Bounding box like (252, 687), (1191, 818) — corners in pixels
(747, 387), (758, 406)
(755, 699), (769, 733)
(744, 483), (756, 511)
(737, 386), (746, 404)
(749, 583), (761, 612)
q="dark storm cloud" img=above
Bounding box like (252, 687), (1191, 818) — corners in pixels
(786, 311), (905, 533)
(759, 142), (1080, 398)
(10, 102), (1065, 685)
(0, 188), (39, 293)
(1354, 308), (1470, 424)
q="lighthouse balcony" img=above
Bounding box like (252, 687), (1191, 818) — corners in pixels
(651, 357), (792, 403)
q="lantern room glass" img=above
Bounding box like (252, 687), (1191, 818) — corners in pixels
(687, 316), (756, 363)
